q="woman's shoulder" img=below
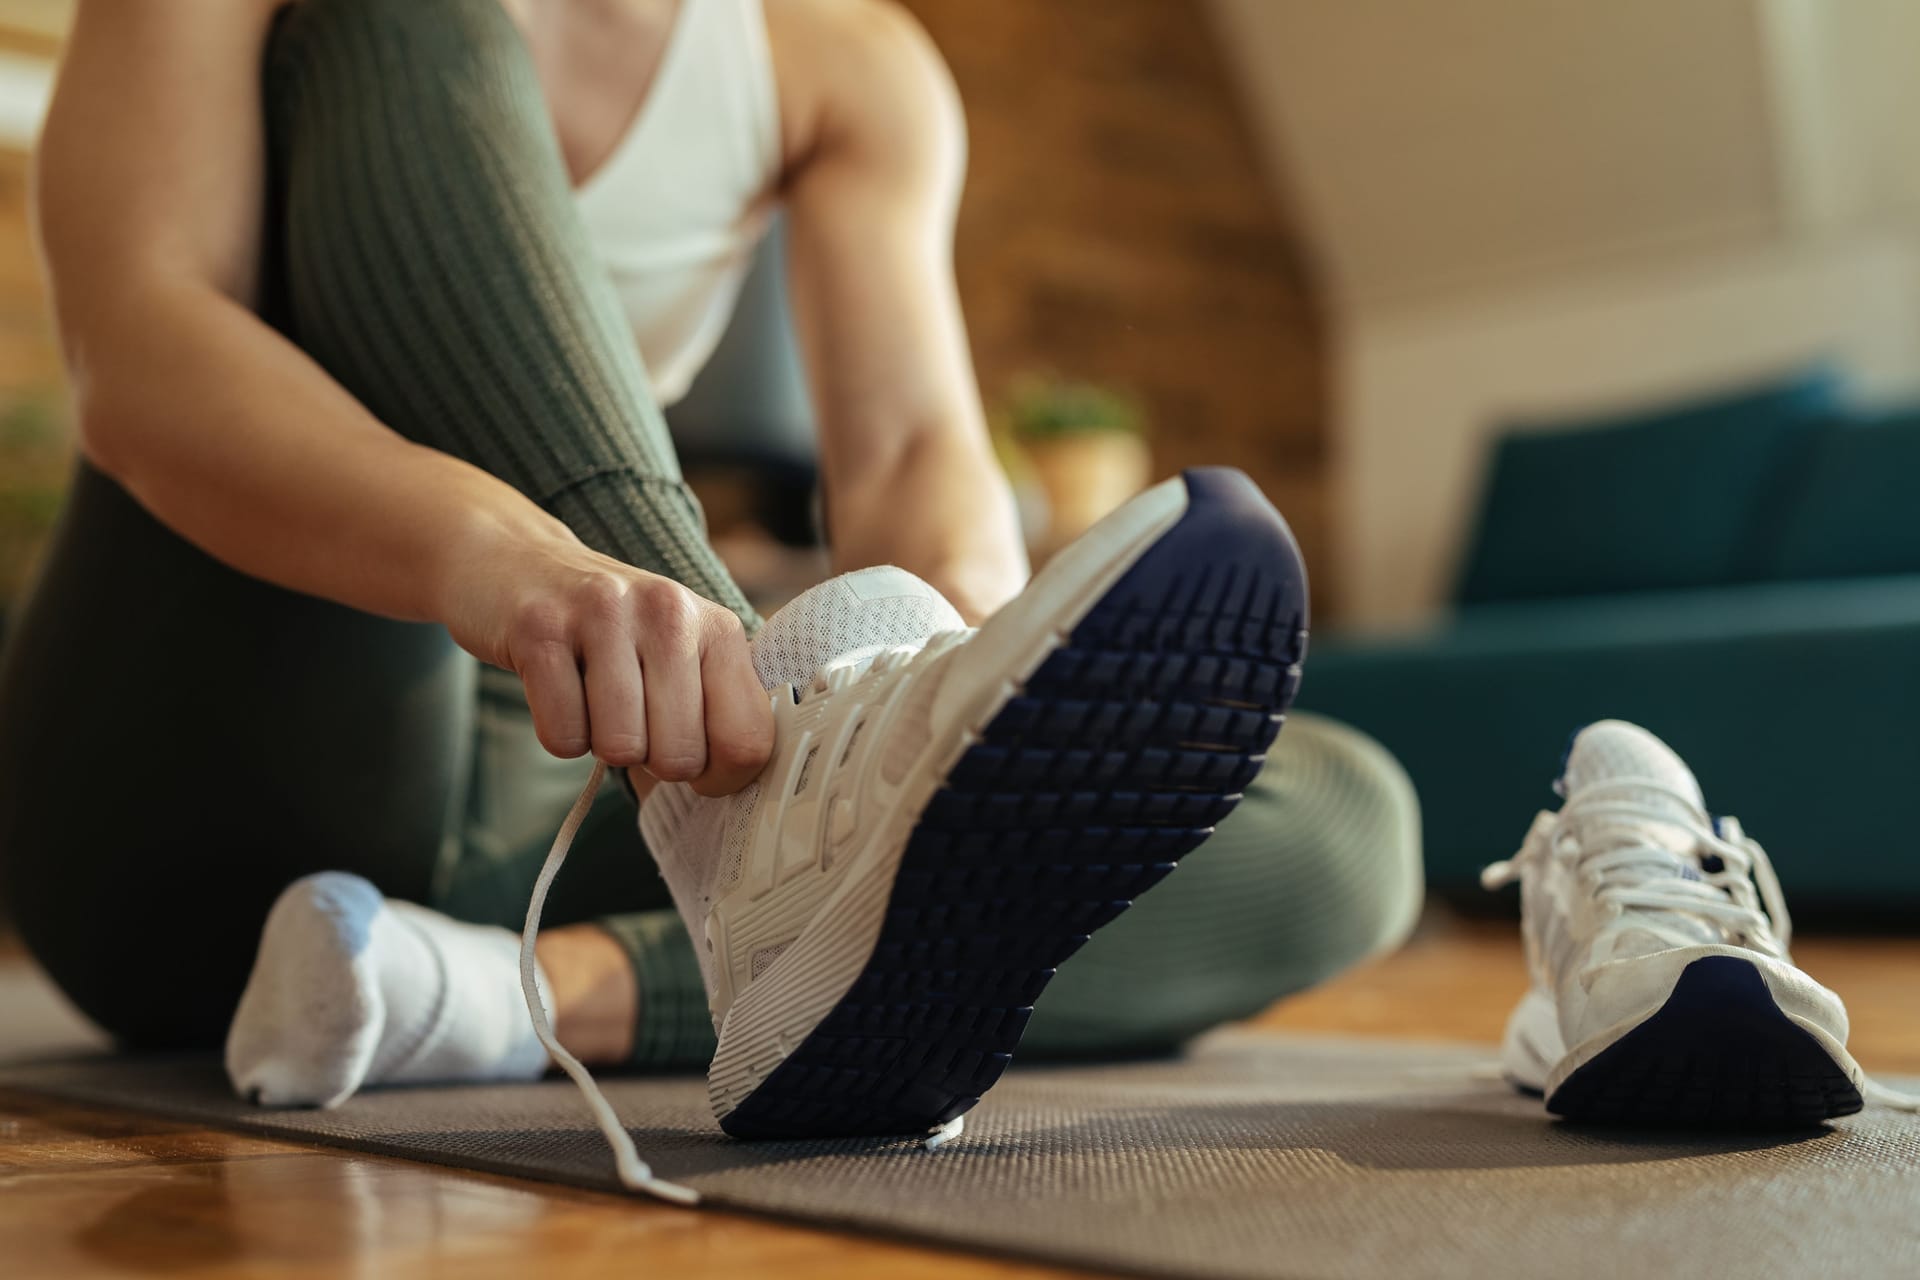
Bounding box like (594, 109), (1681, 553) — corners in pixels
(761, 0), (961, 179)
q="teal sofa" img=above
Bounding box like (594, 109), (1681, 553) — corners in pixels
(1298, 373), (1920, 915)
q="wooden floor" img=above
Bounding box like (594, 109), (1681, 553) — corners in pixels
(4, 915), (1917, 1279)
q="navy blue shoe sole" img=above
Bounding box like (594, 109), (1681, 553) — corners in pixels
(1546, 956), (1863, 1128)
(719, 467), (1310, 1140)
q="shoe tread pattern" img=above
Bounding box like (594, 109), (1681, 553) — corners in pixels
(721, 468), (1308, 1140)
(1547, 956), (1864, 1129)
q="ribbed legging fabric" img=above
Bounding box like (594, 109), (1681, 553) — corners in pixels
(266, 0), (757, 1064)
(0, 0), (1422, 1067)
(1022, 713), (1423, 1057)
(264, 0), (757, 625)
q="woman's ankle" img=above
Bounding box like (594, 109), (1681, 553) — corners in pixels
(534, 924), (639, 1065)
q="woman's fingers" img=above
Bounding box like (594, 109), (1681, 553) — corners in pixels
(505, 561), (773, 792)
(635, 585), (707, 783)
(580, 614), (649, 769)
(521, 637), (590, 759)
(691, 608), (775, 798)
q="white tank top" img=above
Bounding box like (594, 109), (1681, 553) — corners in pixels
(573, 0), (782, 406)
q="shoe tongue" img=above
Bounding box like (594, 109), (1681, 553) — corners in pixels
(1560, 720), (1707, 857)
(749, 565), (964, 691)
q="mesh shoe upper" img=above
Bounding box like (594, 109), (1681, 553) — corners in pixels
(640, 566), (968, 1009)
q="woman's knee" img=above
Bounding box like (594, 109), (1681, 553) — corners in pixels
(1134, 710), (1423, 1006)
(1020, 714), (1424, 1057)
(1246, 711), (1425, 971)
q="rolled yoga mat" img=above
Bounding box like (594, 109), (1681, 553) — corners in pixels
(6, 1031), (1918, 1280)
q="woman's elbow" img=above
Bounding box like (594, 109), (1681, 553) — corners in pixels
(54, 308), (153, 480)
(70, 390), (136, 481)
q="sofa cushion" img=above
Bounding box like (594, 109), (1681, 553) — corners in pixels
(1302, 574), (1920, 905)
(1770, 410), (1920, 580)
(1456, 369), (1837, 604)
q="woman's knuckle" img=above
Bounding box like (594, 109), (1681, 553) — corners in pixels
(714, 729), (772, 773)
(640, 582), (698, 634)
(649, 750), (705, 782)
(576, 574), (631, 623)
(595, 731), (647, 766)
(542, 728), (590, 758)
(510, 598), (570, 650)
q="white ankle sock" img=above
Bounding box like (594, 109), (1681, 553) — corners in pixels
(226, 872), (553, 1108)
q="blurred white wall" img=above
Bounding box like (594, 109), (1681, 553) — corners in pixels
(1765, 0), (1920, 228)
(1210, 0), (1920, 626)
(0, 49), (49, 148)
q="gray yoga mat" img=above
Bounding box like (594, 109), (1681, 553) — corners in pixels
(7, 1031), (1919, 1280)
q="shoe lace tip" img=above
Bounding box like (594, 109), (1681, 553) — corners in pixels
(630, 1171), (702, 1206)
(1863, 1078), (1920, 1114)
(924, 1115), (965, 1151)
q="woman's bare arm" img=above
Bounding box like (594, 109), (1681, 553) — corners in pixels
(38, 0), (769, 791)
(45, 1), (524, 632)
(775, 0), (1029, 624)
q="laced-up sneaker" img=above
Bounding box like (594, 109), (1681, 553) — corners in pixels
(1483, 720), (1915, 1128)
(643, 466), (1306, 1141)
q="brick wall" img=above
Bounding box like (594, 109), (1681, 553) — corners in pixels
(897, 0), (1333, 605)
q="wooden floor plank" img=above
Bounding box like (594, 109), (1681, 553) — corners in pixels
(0, 1089), (1085, 1279)
(1258, 916), (1920, 1073)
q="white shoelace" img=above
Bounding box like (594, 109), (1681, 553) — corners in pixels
(1483, 778), (1920, 1113)
(1483, 779), (1791, 955)
(519, 760), (701, 1205)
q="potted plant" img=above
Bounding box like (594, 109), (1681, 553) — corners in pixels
(0, 389), (72, 638)
(999, 374), (1152, 551)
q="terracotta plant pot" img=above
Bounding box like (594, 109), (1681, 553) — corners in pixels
(1020, 430), (1153, 551)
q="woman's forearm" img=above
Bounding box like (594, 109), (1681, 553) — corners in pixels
(73, 280), (574, 629)
(33, 3), (775, 795)
(826, 425), (1029, 624)
(58, 279), (772, 791)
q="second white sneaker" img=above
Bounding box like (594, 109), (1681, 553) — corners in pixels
(1483, 720), (1902, 1127)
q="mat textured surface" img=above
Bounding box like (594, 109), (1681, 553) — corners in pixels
(7, 1032), (1919, 1280)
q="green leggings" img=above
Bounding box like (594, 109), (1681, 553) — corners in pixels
(0, 0), (1421, 1066)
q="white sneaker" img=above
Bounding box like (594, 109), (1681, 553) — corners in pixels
(639, 466), (1308, 1141)
(1483, 720), (1911, 1127)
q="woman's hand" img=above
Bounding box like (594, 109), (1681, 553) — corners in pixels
(442, 525), (773, 798)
